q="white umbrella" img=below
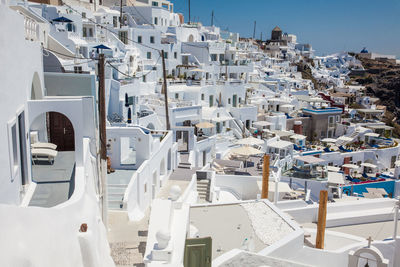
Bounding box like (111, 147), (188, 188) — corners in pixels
(230, 146), (263, 157)
(196, 121), (214, 128)
(236, 137), (264, 146)
(321, 138), (337, 143)
(360, 162), (377, 169)
(342, 164), (359, 169)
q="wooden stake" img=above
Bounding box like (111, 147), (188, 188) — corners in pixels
(161, 50), (170, 130)
(98, 53), (108, 224)
(98, 54), (106, 161)
(316, 190), (328, 249)
(261, 154), (270, 199)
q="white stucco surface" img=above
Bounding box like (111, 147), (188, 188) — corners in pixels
(241, 202), (294, 245)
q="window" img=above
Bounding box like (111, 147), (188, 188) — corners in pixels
(138, 35), (142, 43)
(7, 119), (19, 182)
(147, 52), (151, 59)
(74, 66), (83, 73)
(228, 98), (231, 104)
(88, 28), (93, 37)
(201, 94), (204, 100)
(175, 93), (179, 99)
(150, 36), (155, 43)
(154, 17), (158, 25)
(82, 12), (86, 18)
(152, 1), (158, 6)
(118, 31), (128, 44)
(174, 52), (177, 59)
(336, 115), (340, 122)
(113, 16), (118, 27)
(164, 51), (168, 59)
(210, 54), (217, 61)
(82, 27), (87, 37)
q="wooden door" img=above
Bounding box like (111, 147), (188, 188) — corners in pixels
(184, 237), (212, 267)
(48, 112), (75, 151)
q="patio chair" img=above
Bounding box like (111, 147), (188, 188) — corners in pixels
(323, 147), (332, 153)
(339, 145), (353, 152)
(31, 142), (57, 150)
(293, 144), (302, 151)
(31, 148), (58, 164)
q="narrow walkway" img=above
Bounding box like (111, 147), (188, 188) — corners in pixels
(108, 210), (150, 267)
(108, 153), (197, 266)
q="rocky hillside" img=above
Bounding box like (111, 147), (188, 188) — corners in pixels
(351, 57), (400, 136)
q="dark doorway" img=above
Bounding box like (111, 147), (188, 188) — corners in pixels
(48, 112), (75, 151)
(176, 130), (189, 152)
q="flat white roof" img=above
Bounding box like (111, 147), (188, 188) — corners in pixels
(268, 140), (293, 149)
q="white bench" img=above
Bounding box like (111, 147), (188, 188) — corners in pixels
(31, 148), (58, 164)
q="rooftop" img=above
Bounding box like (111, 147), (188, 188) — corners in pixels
(190, 201), (294, 259)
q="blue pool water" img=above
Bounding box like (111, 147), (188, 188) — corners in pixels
(342, 180), (395, 197)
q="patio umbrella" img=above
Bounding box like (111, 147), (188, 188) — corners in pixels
(342, 164), (359, 169)
(53, 16), (73, 23)
(360, 162), (377, 169)
(196, 122), (214, 128)
(230, 146), (263, 157)
(93, 44), (111, 50)
(236, 136), (264, 146)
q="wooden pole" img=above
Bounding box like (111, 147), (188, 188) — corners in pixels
(253, 21), (256, 40)
(161, 50), (171, 130)
(98, 53), (108, 224)
(120, 0), (123, 28)
(316, 190), (328, 249)
(261, 154), (270, 199)
(188, 0), (191, 24)
(98, 54), (107, 161)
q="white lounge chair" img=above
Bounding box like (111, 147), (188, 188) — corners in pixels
(31, 142), (57, 150)
(31, 148), (58, 164)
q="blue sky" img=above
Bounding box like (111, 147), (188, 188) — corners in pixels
(173, 0), (400, 57)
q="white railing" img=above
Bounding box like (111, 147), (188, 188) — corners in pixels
(24, 16), (39, 41)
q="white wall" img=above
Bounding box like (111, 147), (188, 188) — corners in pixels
(0, 5), (44, 205)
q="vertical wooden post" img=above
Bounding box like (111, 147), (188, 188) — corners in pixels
(119, 0), (123, 28)
(98, 54), (107, 161)
(261, 154), (270, 199)
(161, 50), (170, 130)
(316, 190), (328, 249)
(98, 53), (108, 224)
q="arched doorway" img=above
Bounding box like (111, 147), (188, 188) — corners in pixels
(29, 112), (76, 207)
(188, 34), (194, 42)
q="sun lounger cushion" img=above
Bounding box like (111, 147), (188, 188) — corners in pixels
(31, 142), (57, 150)
(31, 148), (58, 162)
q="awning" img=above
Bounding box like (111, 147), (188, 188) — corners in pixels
(364, 132), (380, 137)
(327, 166), (340, 172)
(230, 146), (264, 157)
(295, 155), (325, 164)
(360, 162), (377, 168)
(321, 138), (337, 143)
(342, 164), (359, 169)
(337, 136), (353, 142)
(328, 172), (345, 184)
(268, 140), (293, 149)
(196, 122), (214, 128)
